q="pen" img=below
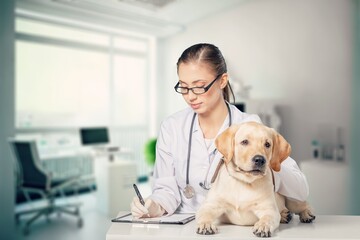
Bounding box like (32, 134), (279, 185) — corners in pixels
(133, 184), (145, 206)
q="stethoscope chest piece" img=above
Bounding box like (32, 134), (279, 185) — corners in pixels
(183, 184), (195, 199)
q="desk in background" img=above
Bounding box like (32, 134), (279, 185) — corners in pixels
(40, 147), (137, 217)
(106, 213), (360, 239)
(40, 148), (94, 182)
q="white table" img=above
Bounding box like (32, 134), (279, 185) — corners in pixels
(106, 214), (360, 239)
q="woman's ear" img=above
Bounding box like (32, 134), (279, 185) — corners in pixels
(219, 73), (228, 89)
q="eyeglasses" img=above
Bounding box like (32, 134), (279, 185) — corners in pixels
(174, 74), (222, 95)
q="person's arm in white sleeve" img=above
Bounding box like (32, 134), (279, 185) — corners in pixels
(149, 120), (182, 215)
(273, 157), (309, 201)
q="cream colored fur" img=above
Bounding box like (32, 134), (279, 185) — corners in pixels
(196, 122), (315, 237)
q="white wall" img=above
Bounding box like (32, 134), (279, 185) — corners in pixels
(157, 0), (354, 163)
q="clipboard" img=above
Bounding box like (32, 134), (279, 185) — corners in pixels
(111, 213), (195, 225)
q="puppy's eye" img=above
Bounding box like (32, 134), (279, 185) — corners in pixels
(240, 140), (249, 145)
(265, 142), (271, 148)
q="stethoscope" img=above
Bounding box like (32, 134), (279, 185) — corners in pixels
(183, 102), (232, 199)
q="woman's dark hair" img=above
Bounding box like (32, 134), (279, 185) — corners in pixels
(176, 43), (235, 103)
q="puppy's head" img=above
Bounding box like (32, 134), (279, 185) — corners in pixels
(215, 122), (291, 183)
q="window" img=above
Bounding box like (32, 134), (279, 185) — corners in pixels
(16, 18), (109, 46)
(15, 15), (153, 177)
(113, 55), (147, 126)
(16, 17), (149, 129)
(16, 40), (110, 127)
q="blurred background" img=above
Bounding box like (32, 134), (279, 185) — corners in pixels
(1, 0), (359, 239)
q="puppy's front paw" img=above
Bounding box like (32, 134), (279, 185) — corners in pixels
(196, 222), (218, 235)
(253, 221), (273, 238)
(299, 209), (316, 223)
(280, 209), (293, 224)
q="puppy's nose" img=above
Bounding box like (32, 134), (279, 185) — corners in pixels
(252, 155), (266, 168)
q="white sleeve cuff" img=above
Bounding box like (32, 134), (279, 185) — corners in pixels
(273, 170), (281, 192)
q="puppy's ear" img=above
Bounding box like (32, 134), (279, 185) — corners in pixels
(270, 130), (291, 172)
(215, 125), (241, 164)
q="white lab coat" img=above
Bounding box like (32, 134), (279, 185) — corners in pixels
(150, 104), (309, 215)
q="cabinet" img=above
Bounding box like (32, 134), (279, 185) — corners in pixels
(94, 159), (137, 217)
(300, 159), (350, 215)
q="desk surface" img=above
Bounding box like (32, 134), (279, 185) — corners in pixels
(106, 213), (360, 240)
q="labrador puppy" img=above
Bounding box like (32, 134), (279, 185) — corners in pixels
(196, 122), (315, 237)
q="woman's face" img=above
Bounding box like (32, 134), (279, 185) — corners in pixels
(177, 62), (227, 115)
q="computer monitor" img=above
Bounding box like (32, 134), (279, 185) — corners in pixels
(80, 127), (110, 146)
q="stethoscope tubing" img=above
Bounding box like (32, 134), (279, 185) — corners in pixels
(185, 113), (197, 186)
(185, 102), (232, 193)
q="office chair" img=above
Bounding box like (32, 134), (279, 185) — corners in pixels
(8, 139), (83, 235)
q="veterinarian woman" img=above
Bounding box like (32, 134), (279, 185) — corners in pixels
(131, 43), (309, 218)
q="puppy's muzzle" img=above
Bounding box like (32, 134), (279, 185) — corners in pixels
(233, 155), (267, 176)
(252, 155), (266, 169)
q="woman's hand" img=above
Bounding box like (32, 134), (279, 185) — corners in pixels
(130, 197), (165, 218)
